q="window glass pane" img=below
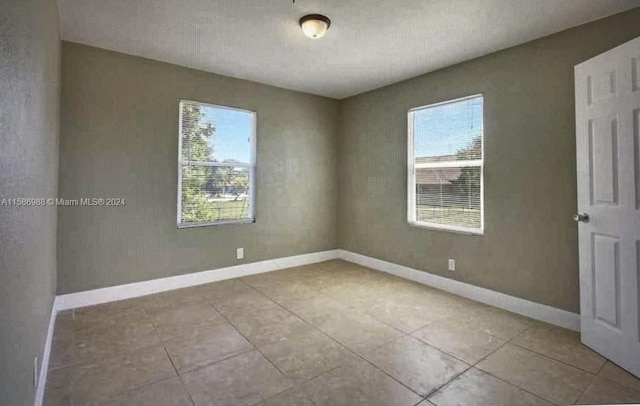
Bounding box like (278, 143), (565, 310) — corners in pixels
(415, 166), (481, 229)
(179, 100), (254, 226)
(413, 96), (483, 162)
(181, 165), (250, 224)
(181, 101), (252, 164)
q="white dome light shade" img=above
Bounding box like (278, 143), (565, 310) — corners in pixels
(299, 14), (331, 39)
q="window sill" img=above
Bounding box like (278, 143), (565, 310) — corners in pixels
(408, 220), (484, 236)
(178, 218), (255, 229)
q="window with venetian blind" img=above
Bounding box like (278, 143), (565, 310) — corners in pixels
(407, 95), (484, 234)
(178, 100), (256, 227)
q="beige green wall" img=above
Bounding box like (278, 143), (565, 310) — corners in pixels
(337, 8), (640, 313)
(58, 42), (339, 294)
(0, 0), (60, 404)
(58, 9), (640, 313)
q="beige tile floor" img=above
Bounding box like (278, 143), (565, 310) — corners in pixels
(44, 259), (640, 406)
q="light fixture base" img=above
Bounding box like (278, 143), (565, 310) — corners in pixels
(299, 14), (331, 39)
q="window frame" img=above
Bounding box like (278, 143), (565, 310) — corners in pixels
(177, 99), (257, 229)
(407, 94), (485, 235)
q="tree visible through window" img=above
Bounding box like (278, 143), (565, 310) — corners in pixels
(408, 95), (484, 234)
(178, 100), (255, 227)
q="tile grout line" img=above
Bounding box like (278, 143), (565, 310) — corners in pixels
(469, 331), (562, 406)
(420, 333), (512, 402)
(47, 264), (623, 406)
(160, 347), (198, 406)
(175, 347), (256, 376)
(439, 313), (600, 404)
(506, 321), (608, 375)
(427, 315), (569, 405)
(56, 299), (234, 405)
(239, 270), (576, 404)
(594, 359), (607, 375)
(315, 285), (417, 335)
(140, 293), (258, 376)
(505, 323), (602, 375)
(161, 288), (302, 404)
(237, 277), (434, 399)
(465, 337), (560, 406)
(571, 372), (598, 405)
(237, 277), (374, 356)
(202, 291), (298, 401)
(506, 340), (604, 375)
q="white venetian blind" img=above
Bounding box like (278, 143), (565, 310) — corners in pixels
(408, 95), (484, 233)
(178, 100), (255, 227)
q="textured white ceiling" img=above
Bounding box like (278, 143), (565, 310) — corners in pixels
(59, 0), (640, 99)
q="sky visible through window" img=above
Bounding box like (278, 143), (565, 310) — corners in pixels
(197, 98), (481, 163)
(201, 106), (252, 164)
(414, 96), (483, 158)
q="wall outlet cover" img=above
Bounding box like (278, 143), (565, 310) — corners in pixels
(448, 259), (456, 271)
(33, 356), (38, 387)
(236, 248), (244, 260)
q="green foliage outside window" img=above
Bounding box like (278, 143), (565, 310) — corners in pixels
(180, 103), (250, 224)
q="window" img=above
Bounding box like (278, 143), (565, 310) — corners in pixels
(408, 95), (484, 234)
(178, 100), (256, 227)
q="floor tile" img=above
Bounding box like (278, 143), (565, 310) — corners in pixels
(151, 302), (225, 339)
(412, 319), (505, 364)
(52, 310), (74, 340)
(218, 299), (309, 347)
(258, 324), (355, 381)
(74, 320), (162, 365)
(45, 260), (630, 406)
(73, 345), (176, 404)
(428, 368), (551, 406)
(363, 335), (469, 396)
(181, 350), (293, 406)
(73, 297), (144, 318)
(360, 297), (451, 333)
(576, 376), (640, 405)
(344, 282), (460, 333)
(275, 291), (351, 325)
(48, 332), (75, 370)
(511, 322), (605, 373)
(312, 310), (403, 354)
(278, 291), (402, 354)
(452, 307), (532, 341)
(73, 300), (149, 332)
(361, 292), (481, 334)
(100, 377), (193, 406)
(43, 367), (72, 406)
(476, 344), (593, 405)
(140, 287), (206, 316)
(256, 386), (315, 406)
(597, 361), (640, 392)
(303, 357), (422, 406)
(195, 279), (257, 305)
(214, 290), (289, 325)
(242, 273), (318, 300)
(164, 322), (253, 372)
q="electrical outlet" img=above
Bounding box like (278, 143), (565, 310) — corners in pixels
(448, 259), (456, 271)
(236, 248), (244, 260)
(33, 357), (38, 387)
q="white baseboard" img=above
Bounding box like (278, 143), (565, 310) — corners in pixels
(54, 247), (581, 329)
(56, 250), (340, 311)
(37, 248), (579, 405)
(338, 250), (581, 331)
(34, 297), (59, 406)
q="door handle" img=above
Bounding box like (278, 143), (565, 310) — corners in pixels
(573, 212), (589, 223)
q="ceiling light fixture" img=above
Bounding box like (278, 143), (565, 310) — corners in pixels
(299, 14), (331, 39)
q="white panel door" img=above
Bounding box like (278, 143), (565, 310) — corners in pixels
(575, 35), (640, 378)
